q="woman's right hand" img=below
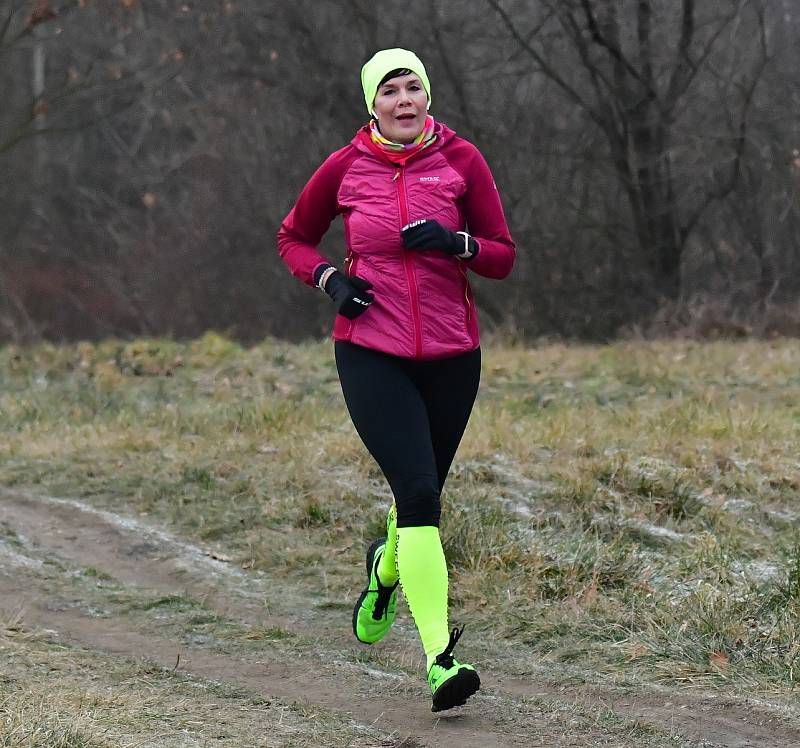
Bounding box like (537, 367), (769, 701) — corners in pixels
(323, 271), (374, 320)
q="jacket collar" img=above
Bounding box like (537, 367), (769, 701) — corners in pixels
(351, 119), (455, 166)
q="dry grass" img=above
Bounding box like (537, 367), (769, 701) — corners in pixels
(2, 333), (800, 702)
(0, 613), (387, 748)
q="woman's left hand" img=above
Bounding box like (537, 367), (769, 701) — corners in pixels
(401, 219), (479, 260)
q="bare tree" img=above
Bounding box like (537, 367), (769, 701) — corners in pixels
(488, 0), (772, 302)
(1, 0), (798, 342)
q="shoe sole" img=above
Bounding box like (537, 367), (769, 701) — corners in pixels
(351, 538), (385, 644)
(431, 667), (481, 712)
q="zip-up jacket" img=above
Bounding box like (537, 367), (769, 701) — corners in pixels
(277, 121), (515, 360)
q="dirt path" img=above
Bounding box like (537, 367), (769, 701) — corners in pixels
(2, 489), (799, 747)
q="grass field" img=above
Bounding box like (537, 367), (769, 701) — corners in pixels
(2, 333), (800, 746)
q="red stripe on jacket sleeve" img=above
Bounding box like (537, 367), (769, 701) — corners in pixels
(277, 146), (359, 287)
(444, 138), (516, 280)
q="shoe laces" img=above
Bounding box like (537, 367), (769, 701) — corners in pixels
(370, 550), (398, 620)
(433, 626), (465, 670)
(372, 578), (397, 620)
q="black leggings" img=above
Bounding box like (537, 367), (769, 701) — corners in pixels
(335, 341), (481, 528)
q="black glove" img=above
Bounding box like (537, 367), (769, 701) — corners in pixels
(401, 219), (479, 259)
(322, 270), (374, 320)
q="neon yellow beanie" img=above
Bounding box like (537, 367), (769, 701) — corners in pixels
(360, 48), (431, 116)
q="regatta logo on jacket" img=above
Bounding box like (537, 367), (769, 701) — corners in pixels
(419, 175), (440, 182)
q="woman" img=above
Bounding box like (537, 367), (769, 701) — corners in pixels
(277, 48), (515, 712)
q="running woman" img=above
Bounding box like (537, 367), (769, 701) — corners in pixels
(277, 48), (515, 712)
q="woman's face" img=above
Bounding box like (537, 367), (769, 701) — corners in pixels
(372, 73), (428, 144)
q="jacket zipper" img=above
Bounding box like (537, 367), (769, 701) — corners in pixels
(345, 253), (358, 339)
(458, 264), (471, 322)
(395, 167), (423, 358)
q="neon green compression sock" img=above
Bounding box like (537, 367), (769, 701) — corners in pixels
(396, 524), (450, 670)
(376, 503), (399, 586)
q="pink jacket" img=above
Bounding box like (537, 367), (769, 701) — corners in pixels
(277, 121), (515, 360)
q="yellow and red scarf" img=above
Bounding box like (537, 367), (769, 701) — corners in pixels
(369, 114), (437, 155)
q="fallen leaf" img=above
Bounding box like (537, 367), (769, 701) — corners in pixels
(626, 643), (650, 661)
(27, 1), (57, 26)
(709, 650), (729, 672)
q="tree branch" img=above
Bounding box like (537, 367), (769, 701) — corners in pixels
(554, 6), (628, 148)
(681, 4), (770, 243)
(0, 5), (17, 47)
(0, 60), (178, 157)
(636, 0), (654, 93)
(430, 6), (475, 133)
(577, 0), (659, 102)
(486, 0), (606, 130)
(663, 0), (695, 111)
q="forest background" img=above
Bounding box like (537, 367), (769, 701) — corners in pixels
(1, 0), (799, 344)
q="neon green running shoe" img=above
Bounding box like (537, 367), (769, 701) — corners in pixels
(427, 627), (481, 712)
(352, 538), (399, 644)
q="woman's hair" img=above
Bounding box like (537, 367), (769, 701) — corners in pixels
(378, 68), (413, 87)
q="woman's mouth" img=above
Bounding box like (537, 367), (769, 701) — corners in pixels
(396, 113), (416, 121)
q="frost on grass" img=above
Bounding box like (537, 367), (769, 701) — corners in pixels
(5, 337), (800, 699)
(34, 493), (246, 579)
(620, 519), (690, 543)
(0, 538), (44, 570)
